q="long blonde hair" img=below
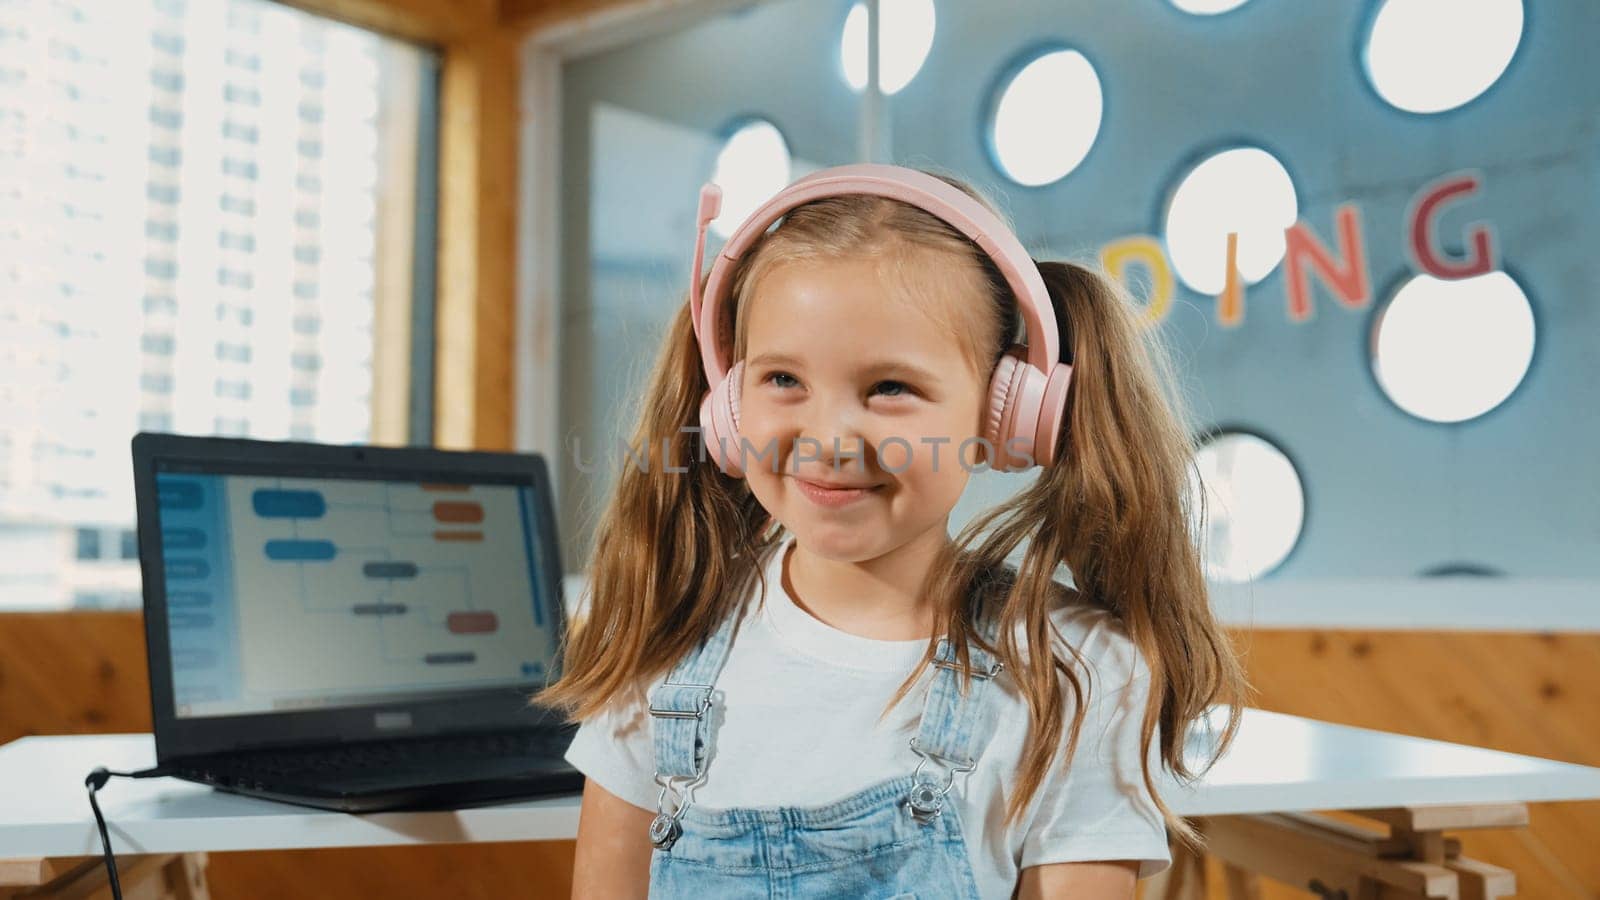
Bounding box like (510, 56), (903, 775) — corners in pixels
(536, 168), (1249, 855)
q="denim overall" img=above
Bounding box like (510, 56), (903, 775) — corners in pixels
(644, 597), (1004, 899)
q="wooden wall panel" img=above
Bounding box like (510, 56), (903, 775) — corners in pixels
(0, 613), (573, 899)
(0, 613), (153, 738)
(273, 0), (495, 44)
(1195, 629), (1600, 900)
(500, 0), (641, 35)
(4, 614), (1597, 898)
(369, 41), (424, 448)
(434, 28), (520, 453)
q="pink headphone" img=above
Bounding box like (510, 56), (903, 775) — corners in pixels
(687, 163), (1073, 478)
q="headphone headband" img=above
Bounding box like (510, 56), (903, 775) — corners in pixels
(688, 163), (1061, 385)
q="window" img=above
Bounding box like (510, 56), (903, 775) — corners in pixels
(139, 411), (174, 431)
(1363, 0), (1523, 114)
(223, 83), (261, 106)
(219, 231), (255, 252)
(152, 33), (184, 55)
(1162, 145), (1298, 295)
(217, 268), (254, 289)
(149, 105), (182, 129)
(215, 341), (252, 363)
(75, 527), (101, 561)
(150, 70), (184, 92)
(708, 119), (791, 240)
(222, 120), (259, 143)
(215, 379), (252, 400)
(0, 0), (440, 610)
(839, 0), (935, 95)
(225, 48), (261, 72)
(1169, 0), (1251, 13)
(987, 48), (1103, 187)
(1188, 431), (1306, 582)
(222, 157), (258, 180)
(1371, 271), (1535, 423)
(1420, 562), (1503, 578)
(216, 305), (253, 326)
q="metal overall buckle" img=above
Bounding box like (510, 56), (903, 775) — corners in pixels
(904, 650), (1001, 822)
(905, 738), (976, 824)
(648, 771), (704, 850)
(646, 684), (714, 851)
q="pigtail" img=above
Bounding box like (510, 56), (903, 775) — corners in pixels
(534, 297), (775, 721)
(1013, 258), (1250, 856)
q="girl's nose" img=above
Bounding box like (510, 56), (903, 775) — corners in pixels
(795, 397), (872, 472)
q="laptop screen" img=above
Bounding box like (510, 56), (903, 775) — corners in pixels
(152, 464), (561, 720)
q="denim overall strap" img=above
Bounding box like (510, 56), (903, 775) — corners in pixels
(649, 605), (740, 778)
(644, 599), (743, 849)
(904, 614), (1005, 823)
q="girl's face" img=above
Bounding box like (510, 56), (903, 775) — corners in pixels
(736, 254), (991, 564)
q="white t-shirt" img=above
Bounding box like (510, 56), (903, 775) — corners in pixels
(565, 535), (1172, 898)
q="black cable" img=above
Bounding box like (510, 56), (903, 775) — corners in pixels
(84, 765), (172, 900)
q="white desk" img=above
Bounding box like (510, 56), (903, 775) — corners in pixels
(5, 708), (1600, 898)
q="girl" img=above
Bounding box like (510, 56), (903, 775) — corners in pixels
(539, 163), (1247, 899)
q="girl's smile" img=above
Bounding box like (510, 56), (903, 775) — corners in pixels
(789, 473), (886, 508)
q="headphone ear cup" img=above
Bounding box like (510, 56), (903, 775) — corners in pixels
(982, 347), (1032, 472)
(699, 361), (746, 478)
(982, 352), (1017, 458)
(983, 346), (1072, 471)
(1033, 362), (1072, 468)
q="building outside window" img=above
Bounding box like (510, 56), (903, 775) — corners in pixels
(0, 0), (438, 609)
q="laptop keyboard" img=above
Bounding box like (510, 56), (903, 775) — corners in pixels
(187, 729), (574, 781)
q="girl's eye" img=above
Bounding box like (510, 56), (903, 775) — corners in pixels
(759, 373), (914, 396)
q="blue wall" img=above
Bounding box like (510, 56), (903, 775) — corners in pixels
(557, 0), (1600, 580)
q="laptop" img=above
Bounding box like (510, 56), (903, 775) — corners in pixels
(130, 432), (584, 812)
